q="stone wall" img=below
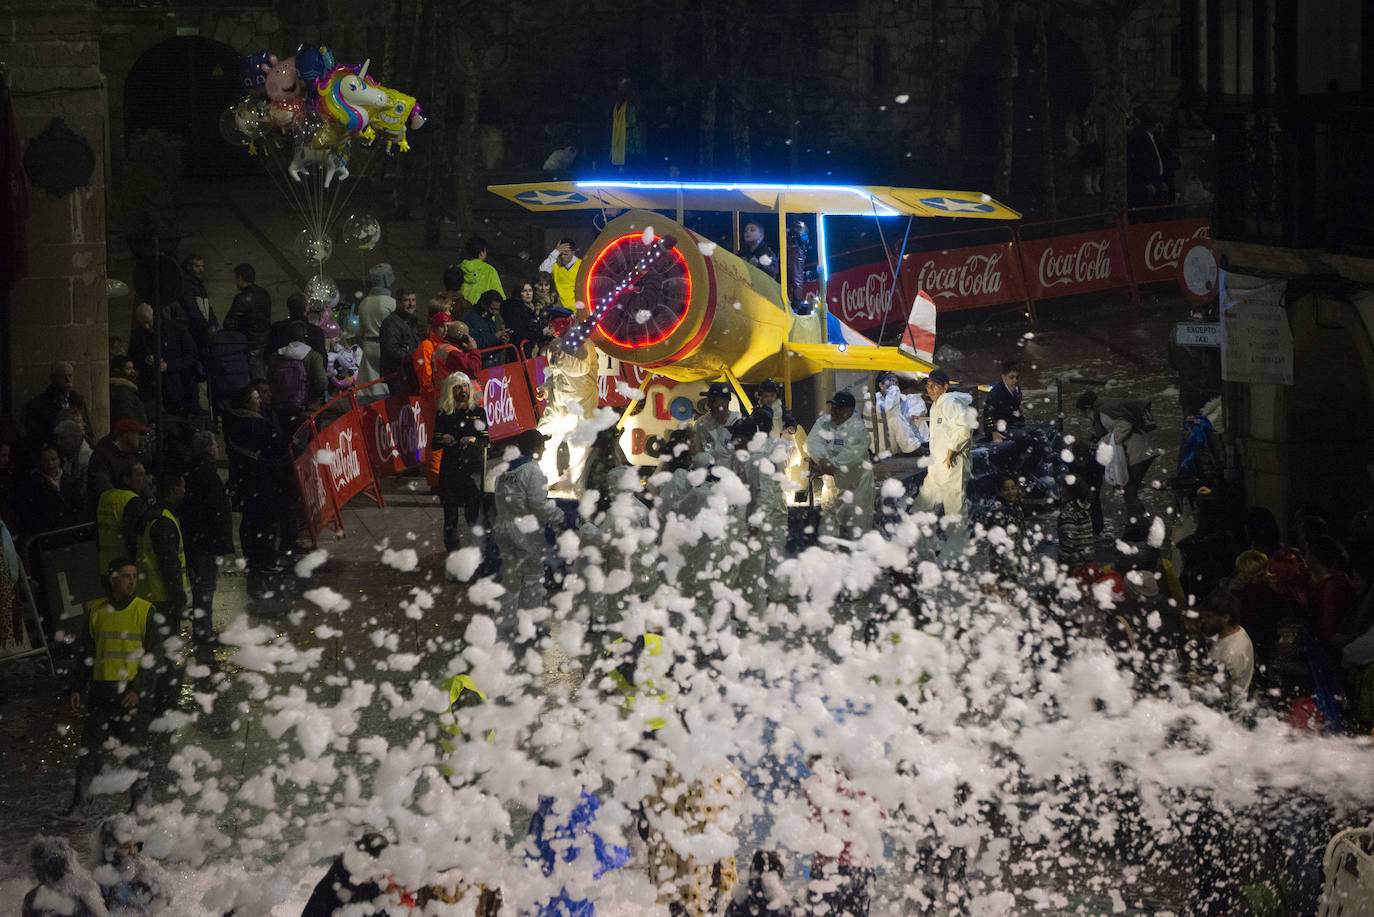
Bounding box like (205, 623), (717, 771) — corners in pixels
(2, 1), (110, 435)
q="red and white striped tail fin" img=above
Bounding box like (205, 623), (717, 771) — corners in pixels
(899, 290), (937, 363)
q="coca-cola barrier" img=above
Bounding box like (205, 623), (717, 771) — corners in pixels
(826, 213), (1209, 336)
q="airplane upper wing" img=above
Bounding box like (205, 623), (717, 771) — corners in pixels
(489, 181), (1020, 220)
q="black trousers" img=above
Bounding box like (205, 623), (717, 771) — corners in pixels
(70, 683), (145, 811)
(440, 482), (482, 553)
(186, 549), (218, 641)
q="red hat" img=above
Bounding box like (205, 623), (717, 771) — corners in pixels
(112, 418), (150, 436)
(430, 311), (452, 330)
(1094, 570), (1125, 596)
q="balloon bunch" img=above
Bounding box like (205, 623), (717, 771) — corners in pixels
(224, 43), (426, 184)
(221, 42), (425, 310)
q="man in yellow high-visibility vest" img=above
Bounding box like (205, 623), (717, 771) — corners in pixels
(61, 557), (169, 821)
(94, 460), (149, 576)
(135, 472), (189, 617)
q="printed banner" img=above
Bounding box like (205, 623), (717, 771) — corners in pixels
(1126, 218), (1211, 284)
(358, 393), (435, 478)
(899, 241), (1025, 312)
(292, 448), (333, 539)
(825, 260), (903, 335)
(476, 363), (540, 441)
(311, 409), (374, 508)
(1018, 228), (1132, 301)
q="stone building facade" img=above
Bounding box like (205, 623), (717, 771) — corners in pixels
(2, 1), (110, 434)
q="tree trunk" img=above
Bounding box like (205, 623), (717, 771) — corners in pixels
(1035, 3), (1056, 218)
(421, 1), (445, 248)
(453, 38), (481, 237)
(1099, 15), (1129, 217)
(993, 3), (1018, 202)
(927, 0), (950, 175)
(391, 0), (427, 220)
(781, 18), (800, 179)
(698, 1), (718, 177)
(728, 12), (751, 176)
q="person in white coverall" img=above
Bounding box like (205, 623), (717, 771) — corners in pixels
(495, 430), (563, 631)
(692, 381), (742, 466)
(538, 335), (600, 492)
(806, 391), (874, 539)
(876, 371), (929, 454)
(915, 369), (976, 516)
(735, 409), (792, 605)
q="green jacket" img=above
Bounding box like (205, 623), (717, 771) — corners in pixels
(460, 258), (504, 307)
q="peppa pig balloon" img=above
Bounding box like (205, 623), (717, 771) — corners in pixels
(295, 44), (336, 85)
(240, 50), (272, 95)
(261, 54), (303, 101)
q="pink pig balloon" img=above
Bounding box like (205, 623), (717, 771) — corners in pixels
(261, 54), (303, 102)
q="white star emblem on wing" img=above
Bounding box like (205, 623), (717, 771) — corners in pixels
(516, 189), (588, 205)
(922, 196), (994, 213)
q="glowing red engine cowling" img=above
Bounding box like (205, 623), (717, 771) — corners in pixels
(578, 210), (795, 383)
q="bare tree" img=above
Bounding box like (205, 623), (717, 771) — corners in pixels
(699, 1), (720, 177)
(1059, 0), (1149, 216)
(992, 2), (1019, 202)
(728, 5), (752, 176)
(1034, 1), (1057, 217)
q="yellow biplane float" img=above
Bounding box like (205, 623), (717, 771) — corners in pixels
(488, 180), (1020, 469)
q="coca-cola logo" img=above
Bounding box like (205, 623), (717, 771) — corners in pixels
(372, 402), (427, 462)
(298, 455), (326, 515)
(484, 373), (517, 427)
(917, 252), (1007, 300)
(328, 428), (362, 491)
(836, 271), (891, 323)
(1143, 224), (1211, 272)
(1037, 239), (1114, 288)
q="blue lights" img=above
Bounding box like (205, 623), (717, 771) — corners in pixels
(573, 180), (901, 217)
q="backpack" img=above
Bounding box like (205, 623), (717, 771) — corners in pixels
(271, 354), (309, 413)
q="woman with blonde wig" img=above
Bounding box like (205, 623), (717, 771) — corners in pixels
(435, 372), (488, 563)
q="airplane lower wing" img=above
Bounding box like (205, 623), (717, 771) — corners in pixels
(752, 342), (935, 381)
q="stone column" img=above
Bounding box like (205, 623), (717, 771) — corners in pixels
(2, 1), (109, 436)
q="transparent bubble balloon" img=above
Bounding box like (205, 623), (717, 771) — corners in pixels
(291, 111), (326, 145)
(293, 229), (334, 264)
(304, 274), (338, 308)
(218, 107), (251, 146)
(341, 213), (382, 251)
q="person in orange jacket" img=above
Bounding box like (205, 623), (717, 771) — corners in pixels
(414, 313), (452, 486)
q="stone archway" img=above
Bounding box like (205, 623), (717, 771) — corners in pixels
(957, 23), (1092, 209)
(123, 36), (247, 177)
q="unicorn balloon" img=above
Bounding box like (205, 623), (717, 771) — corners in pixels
(315, 60), (389, 136)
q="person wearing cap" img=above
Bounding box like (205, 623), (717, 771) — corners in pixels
(806, 390), (874, 539)
(691, 381), (742, 467)
(537, 329), (599, 493)
(914, 369), (976, 519)
(876, 371), (928, 455)
(755, 379), (785, 438)
(494, 429), (562, 628)
(87, 417), (150, 511)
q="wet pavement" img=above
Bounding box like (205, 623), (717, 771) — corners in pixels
(3, 183), (1216, 912)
